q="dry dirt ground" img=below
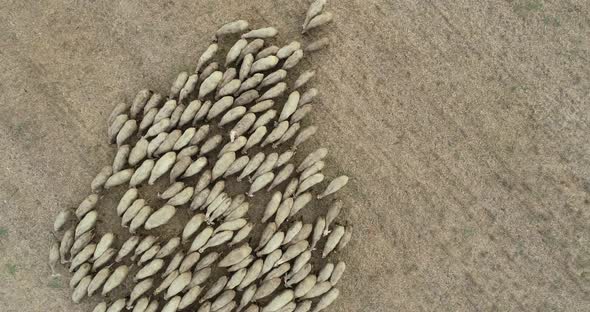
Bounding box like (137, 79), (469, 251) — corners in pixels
(1, 0), (590, 311)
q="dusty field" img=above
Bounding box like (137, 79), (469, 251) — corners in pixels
(1, 0), (590, 311)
